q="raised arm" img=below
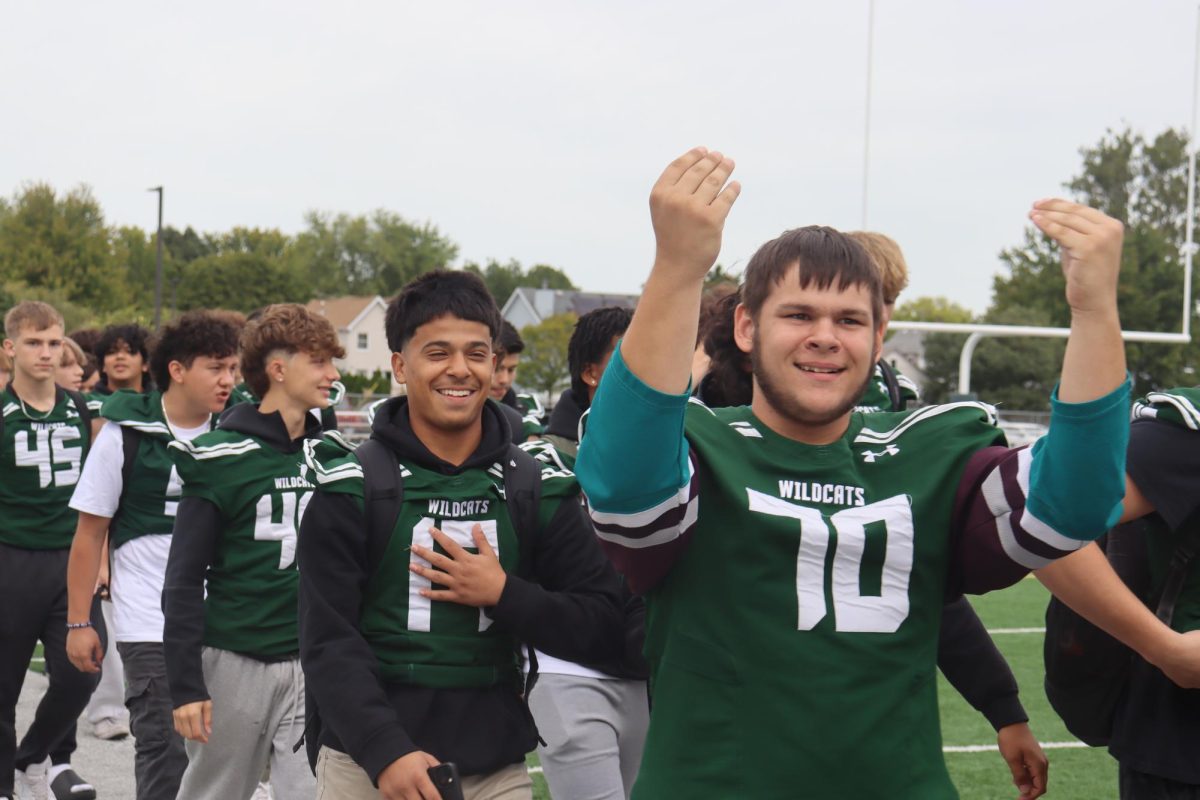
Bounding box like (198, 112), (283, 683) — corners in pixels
(621, 147), (740, 392)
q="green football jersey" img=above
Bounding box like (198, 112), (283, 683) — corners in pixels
(856, 361), (922, 413)
(1131, 387), (1200, 635)
(169, 428), (319, 657)
(633, 402), (1003, 799)
(305, 434), (577, 687)
(102, 391), (214, 547)
(0, 387), (90, 549)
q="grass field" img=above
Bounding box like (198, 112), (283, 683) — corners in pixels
(526, 578), (1118, 800)
(31, 579), (1116, 798)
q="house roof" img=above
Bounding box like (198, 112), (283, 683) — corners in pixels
(501, 287), (640, 326)
(306, 296), (384, 331)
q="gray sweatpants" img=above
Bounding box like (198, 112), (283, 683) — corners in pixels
(176, 647), (314, 800)
(527, 673), (649, 800)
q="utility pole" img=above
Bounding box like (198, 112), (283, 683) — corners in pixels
(149, 186), (164, 328)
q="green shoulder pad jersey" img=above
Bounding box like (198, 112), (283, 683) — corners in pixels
(516, 391), (546, 438)
(226, 380), (343, 431)
(1131, 387), (1200, 634)
(855, 361), (922, 413)
(0, 387), (90, 549)
(304, 433), (578, 688)
(101, 390), (211, 547)
(628, 403), (1002, 798)
(169, 427), (329, 656)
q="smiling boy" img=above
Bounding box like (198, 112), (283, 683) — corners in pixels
(299, 270), (624, 800)
(66, 311), (240, 800)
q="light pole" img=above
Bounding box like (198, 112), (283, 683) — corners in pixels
(149, 186), (164, 328)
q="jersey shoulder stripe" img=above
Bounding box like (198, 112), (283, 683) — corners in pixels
(1136, 389), (1200, 430)
(169, 438), (261, 460)
(854, 401), (997, 446)
(2, 402), (18, 418)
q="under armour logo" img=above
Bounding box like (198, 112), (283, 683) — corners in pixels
(861, 444), (900, 463)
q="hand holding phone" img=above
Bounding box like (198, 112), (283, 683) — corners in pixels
(427, 762), (464, 800)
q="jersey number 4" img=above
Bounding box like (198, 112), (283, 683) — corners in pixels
(14, 427), (82, 488)
(253, 491), (313, 570)
(748, 490), (914, 633)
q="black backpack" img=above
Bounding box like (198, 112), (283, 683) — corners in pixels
(876, 358), (906, 412)
(1043, 515), (1200, 746)
(300, 438), (544, 769)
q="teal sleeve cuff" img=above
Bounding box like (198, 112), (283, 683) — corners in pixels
(1026, 376), (1131, 540)
(574, 343), (692, 514)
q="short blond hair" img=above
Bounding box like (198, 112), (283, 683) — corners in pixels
(847, 231), (908, 306)
(5, 301), (64, 340)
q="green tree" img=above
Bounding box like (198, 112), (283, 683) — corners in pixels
(0, 183), (130, 311)
(991, 127), (1200, 398)
(891, 296), (976, 405)
(291, 211), (458, 298)
(519, 313), (576, 398)
(464, 260), (577, 306)
(177, 251), (304, 312)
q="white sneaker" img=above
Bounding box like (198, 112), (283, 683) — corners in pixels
(91, 716), (130, 740)
(15, 758), (49, 800)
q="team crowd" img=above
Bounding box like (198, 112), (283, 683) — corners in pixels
(2, 148), (1200, 800)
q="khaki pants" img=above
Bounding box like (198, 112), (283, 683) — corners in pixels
(316, 746), (532, 800)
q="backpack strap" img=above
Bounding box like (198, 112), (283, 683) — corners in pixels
(1154, 510), (1200, 625)
(501, 443), (545, 705)
(108, 426), (143, 534)
(357, 438), (405, 569)
(65, 389), (93, 450)
(876, 359), (904, 411)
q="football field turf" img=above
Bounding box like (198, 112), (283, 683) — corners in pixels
(530, 577), (1118, 799)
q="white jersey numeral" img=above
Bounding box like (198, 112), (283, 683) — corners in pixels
(164, 465), (183, 517)
(408, 517), (500, 634)
(253, 491), (313, 569)
(14, 427), (83, 488)
(748, 490), (915, 633)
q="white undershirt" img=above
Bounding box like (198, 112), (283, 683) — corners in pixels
(70, 417), (210, 643)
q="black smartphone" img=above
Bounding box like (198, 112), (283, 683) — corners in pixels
(427, 762), (464, 800)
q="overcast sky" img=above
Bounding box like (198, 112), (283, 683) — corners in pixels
(3, 1), (1197, 313)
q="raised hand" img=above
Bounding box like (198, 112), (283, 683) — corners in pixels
(1029, 199), (1123, 318)
(650, 147), (740, 282)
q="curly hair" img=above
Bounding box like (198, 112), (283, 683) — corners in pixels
(149, 311), (240, 391)
(240, 304), (346, 399)
(699, 289), (753, 407)
(67, 328), (102, 356)
(96, 323), (155, 389)
(568, 306), (633, 409)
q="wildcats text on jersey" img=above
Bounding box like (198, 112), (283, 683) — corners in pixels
(776, 479), (865, 507)
(427, 498), (491, 518)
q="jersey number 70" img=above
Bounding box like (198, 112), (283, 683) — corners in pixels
(748, 490), (914, 633)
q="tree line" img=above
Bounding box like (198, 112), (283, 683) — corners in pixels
(0, 194), (576, 332)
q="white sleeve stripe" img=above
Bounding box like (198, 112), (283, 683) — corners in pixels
(1013, 448), (1089, 551)
(982, 453), (1084, 565)
(587, 457), (695, 527)
(594, 497), (699, 549)
(1145, 392), (1200, 430)
(854, 401), (997, 445)
(996, 511), (1056, 570)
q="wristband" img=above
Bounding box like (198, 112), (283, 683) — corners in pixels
(66, 621), (93, 630)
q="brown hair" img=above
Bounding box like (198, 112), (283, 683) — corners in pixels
(4, 301), (64, 340)
(741, 226), (883, 326)
(847, 231), (908, 306)
(61, 337), (86, 368)
(240, 304), (345, 399)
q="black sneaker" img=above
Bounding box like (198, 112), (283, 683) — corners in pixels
(49, 770), (95, 800)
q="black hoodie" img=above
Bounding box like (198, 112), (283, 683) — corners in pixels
(162, 403), (323, 708)
(297, 397), (625, 782)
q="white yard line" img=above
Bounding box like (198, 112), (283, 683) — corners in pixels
(985, 627), (1046, 634)
(944, 741), (1089, 753)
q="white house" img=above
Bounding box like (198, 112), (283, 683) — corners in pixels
(306, 295), (390, 376)
(501, 287), (640, 330)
